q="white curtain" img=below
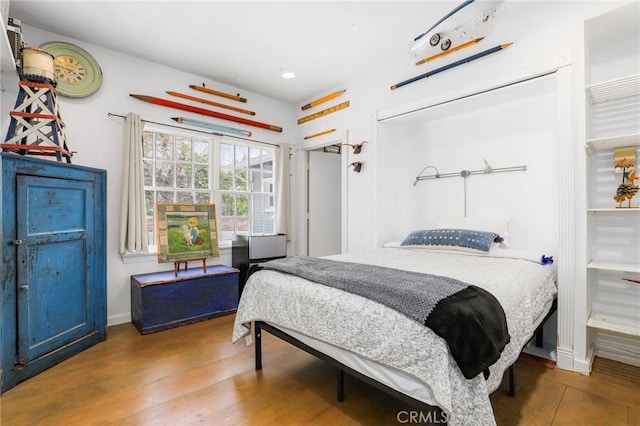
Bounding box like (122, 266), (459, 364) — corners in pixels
(118, 113), (149, 254)
(275, 143), (292, 240)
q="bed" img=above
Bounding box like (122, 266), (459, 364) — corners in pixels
(232, 239), (557, 425)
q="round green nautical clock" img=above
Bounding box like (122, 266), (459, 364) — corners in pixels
(40, 41), (103, 98)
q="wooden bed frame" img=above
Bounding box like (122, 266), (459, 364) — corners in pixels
(253, 299), (557, 417)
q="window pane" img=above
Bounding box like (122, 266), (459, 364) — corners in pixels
(235, 146), (248, 168)
(155, 133), (173, 160)
(194, 165), (209, 189)
(221, 193), (234, 216)
(236, 194), (249, 216)
(142, 132), (153, 158)
(263, 153), (273, 172)
(219, 169), (233, 190)
(252, 218), (264, 235)
(143, 160), (153, 186)
(251, 170), (262, 192)
(220, 144), (233, 167)
(265, 212), (275, 234)
(221, 220), (234, 241)
(157, 191), (174, 203)
(176, 191), (193, 203)
(155, 161), (174, 187)
(263, 168), (273, 184)
(147, 217), (155, 246)
(251, 194), (264, 215)
(235, 169), (248, 191)
(175, 137), (192, 161)
(237, 218), (249, 233)
(249, 148), (261, 170)
(195, 192), (211, 203)
(145, 191), (155, 216)
(194, 140), (209, 163)
(176, 163), (192, 188)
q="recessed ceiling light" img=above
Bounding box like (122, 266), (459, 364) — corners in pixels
(281, 71), (296, 79)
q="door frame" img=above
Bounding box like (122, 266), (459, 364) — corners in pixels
(296, 130), (348, 256)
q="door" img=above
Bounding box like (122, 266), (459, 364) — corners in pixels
(15, 175), (97, 366)
(308, 150), (341, 257)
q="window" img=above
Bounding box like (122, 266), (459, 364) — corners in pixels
(142, 129), (276, 247)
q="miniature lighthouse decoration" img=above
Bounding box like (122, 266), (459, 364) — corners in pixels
(613, 146), (639, 208)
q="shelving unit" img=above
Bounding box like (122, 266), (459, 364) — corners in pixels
(0, 5), (19, 92)
(584, 1), (640, 367)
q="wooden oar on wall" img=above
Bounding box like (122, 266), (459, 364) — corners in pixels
(130, 94), (282, 132)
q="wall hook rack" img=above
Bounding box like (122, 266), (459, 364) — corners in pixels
(342, 140), (368, 154)
(348, 161), (363, 173)
(412, 159), (527, 216)
(413, 159), (526, 185)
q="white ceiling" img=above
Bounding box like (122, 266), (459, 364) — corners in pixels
(9, 1), (472, 105)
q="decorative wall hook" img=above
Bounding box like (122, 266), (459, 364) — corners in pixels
(348, 161), (363, 173)
(342, 140), (368, 154)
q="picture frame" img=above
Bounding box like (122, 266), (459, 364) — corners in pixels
(155, 203), (220, 263)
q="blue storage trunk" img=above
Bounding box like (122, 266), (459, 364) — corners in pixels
(131, 265), (239, 334)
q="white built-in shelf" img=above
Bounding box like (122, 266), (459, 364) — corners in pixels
(0, 11), (19, 92)
(586, 133), (640, 151)
(587, 260), (640, 273)
(586, 74), (640, 106)
(587, 208), (640, 213)
(587, 312), (640, 337)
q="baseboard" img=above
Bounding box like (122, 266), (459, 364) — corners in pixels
(573, 346), (596, 375)
(596, 348), (640, 368)
(107, 313), (131, 327)
(522, 341), (557, 361)
(555, 346), (576, 371)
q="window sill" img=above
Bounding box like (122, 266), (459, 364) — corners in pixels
(120, 243), (232, 264)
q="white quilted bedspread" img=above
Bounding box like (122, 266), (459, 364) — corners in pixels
(232, 248), (557, 426)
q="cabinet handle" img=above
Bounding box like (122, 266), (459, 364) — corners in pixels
(12, 239), (24, 245)
(19, 285), (28, 291)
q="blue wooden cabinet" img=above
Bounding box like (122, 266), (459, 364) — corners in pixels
(0, 154), (107, 393)
(131, 265), (239, 334)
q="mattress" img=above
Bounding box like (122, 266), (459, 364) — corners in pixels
(233, 247), (557, 426)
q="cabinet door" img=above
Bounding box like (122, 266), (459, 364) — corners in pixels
(15, 175), (96, 365)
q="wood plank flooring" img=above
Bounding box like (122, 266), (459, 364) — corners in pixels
(1, 314), (639, 425)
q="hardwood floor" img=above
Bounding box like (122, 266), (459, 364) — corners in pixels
(1, 314), (639, 425)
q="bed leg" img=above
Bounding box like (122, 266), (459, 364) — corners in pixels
(508, 365), (516, 397)
(255, 322), (263, 371)
(337, 370), (345, 402)
(535, 326), (544, 348)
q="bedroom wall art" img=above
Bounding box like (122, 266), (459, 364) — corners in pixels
(155, 203), (220, 265)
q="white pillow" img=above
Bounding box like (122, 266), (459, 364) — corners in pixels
(435, 215), (511, 247)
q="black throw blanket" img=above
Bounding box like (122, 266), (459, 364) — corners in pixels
(249, 256), (510, 380)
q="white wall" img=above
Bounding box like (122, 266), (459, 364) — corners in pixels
(376, 75), (559, 251)
(294, 1), (628, 253)
(1, 26), (297, 326)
